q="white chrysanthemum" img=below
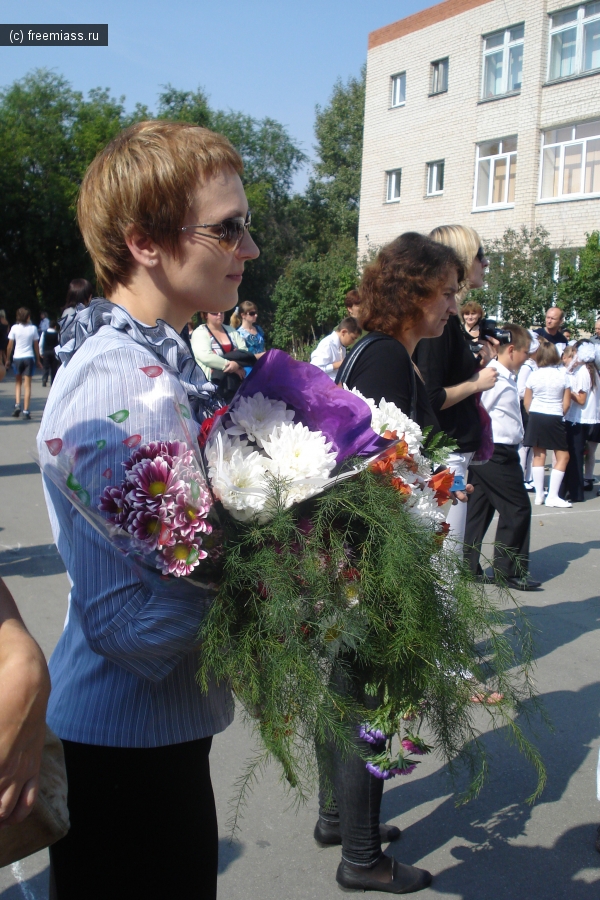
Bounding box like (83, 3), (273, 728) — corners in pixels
(347, 387), (422, 455)
(206, 434), (269, 522)
(261, 422), (337, 504)
(205, 432), (251, 467)
(225, 392), (295, 447)
(405, 485), (446, 528)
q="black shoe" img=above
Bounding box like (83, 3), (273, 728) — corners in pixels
(314, 818), (401, 847)
(336, 855), (432, 894)
(11, 406), (21, 417)
(584, 479), (594, 491)
(505, 576), (541, 591)
(473, 571), (494, 585)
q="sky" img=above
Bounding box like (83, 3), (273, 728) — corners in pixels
(1, 0), (434, 190)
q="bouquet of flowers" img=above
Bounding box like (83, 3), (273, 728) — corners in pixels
(194, 351), (546, 819)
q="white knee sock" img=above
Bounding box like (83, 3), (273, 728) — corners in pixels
(585, 443), (597, 479)
(547, 468), (565, 500)
(532, 466), (545, 501)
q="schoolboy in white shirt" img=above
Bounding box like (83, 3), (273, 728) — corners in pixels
(310, 316), (361, 380)
(464, 324), (541, 591)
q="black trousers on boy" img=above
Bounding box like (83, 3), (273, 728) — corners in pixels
(464, 443), (532, 579)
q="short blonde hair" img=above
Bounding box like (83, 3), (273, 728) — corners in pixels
(429, 225), (481, 275)
(77, 120), (244, 297)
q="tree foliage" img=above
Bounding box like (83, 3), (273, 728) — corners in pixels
(271, 69), (366, 352)
(557, 231), (600, 331)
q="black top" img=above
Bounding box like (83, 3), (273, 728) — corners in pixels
(413, 315), (481, 452)
(0, 322), (8, 352)
(535, 327), (568, 345)
(340, 332), (440, 436)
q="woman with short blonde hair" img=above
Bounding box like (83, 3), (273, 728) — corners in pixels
(38, 120), (259, 899)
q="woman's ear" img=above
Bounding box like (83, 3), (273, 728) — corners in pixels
(124, 228), (160, 269)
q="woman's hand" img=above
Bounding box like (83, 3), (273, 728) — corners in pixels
(0, 581), (50, 829)
(451, 483), (474, 504)
(470, 366), (498, 392)
(478, 339), (498, 365)
(223, 360), (246, 379)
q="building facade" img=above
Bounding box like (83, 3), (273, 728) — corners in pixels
(358, 0), (600, 257)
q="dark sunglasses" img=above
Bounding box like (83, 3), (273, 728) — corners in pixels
(476, 247), (486, 262)
(180, 210), (251, 252)
(245, 311), (258, 316)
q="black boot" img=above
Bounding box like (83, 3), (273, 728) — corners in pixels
(336, 854), (432, 894)
(314, 817), (400, 847)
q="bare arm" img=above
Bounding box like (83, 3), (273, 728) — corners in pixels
(570, 390), (587, 406)
(441, 366), (499, 410)
(524, 387), (533, 413)
(33, 339), (42, 368)
(563, 388), (572, 416)
(6, 339), (13, 363)
(0, 579), (50, 828)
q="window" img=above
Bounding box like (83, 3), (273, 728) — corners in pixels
(474, 137), (517, 208)
(540, 119), (600, 199)
(482, 25), (524, 97)
(390, 72), (406, 107)
(548, 2), (600, 80)
(430, 58), (449, 94)
(427, 160), (445, 195)
(386, 169), (402, 202)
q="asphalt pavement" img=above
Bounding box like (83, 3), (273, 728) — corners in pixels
(1, 369), (600, 899)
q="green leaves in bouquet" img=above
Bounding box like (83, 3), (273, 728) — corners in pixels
(197, 467), (547, 832)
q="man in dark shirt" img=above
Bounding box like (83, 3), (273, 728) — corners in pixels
(534, 307), (568, 345)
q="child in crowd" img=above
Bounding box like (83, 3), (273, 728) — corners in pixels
(523, 340), (571, 507)
(517, 331), (540, 490)
(40, 320), (61, 387)
(560, 341), (599, 503)
(310, 316), (361, 380)
(585, 346), (600, 493)
(464, 325), (540, 591)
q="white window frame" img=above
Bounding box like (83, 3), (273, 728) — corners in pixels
(473, 137), (518, 209)
(385, 169), (402, 203)
(426, 160), (445, 195)
(430, 58), (449, 94)
(481, 24), (524, 98)
(538, 120), (600, 201)
(547, 2), (600, 81)
(390, 72), (406, 108)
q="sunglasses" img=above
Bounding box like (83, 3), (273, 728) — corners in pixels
(180, 210), (251, 252)
(476, 247), (486, 262)
(245, 311), (258, 317)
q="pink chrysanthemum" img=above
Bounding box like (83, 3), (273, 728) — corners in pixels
(173, 491), (212, 540)
(127, 457), (184, 512)
(122, 441), (191, 471)
(401, 739), (426, 755)
(125, 507), (174, 550)
(158, 540), (207, 576)
(98, 485), (126, 522)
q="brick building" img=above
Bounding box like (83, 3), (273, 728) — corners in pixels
(358, 0), (600, 257)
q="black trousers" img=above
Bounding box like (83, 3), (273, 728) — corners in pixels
(464, 444), (531, 579)
(560, 421), (589, 503)
(42, 352), (60, 385)
(49, 737), (217, 900)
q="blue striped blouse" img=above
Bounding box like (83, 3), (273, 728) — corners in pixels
(37, 316), (233, 747)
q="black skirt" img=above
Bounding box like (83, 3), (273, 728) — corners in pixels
(587, 422), (600, 442)
(523, 412), (568, 451)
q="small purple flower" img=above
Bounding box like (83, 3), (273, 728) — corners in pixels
(158, 540), (207, 577)
(366, 762), (392, 779)
(125, 508), (173, 550)
(390, 764), (417, 777)
(359, 725), (387, 745)
(99, 485), (126, 521)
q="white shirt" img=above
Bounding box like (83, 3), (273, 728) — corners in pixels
(526, 366), (570, 416)
(517, 358), (536, 400)
(480, 359), (523, 445)
(566, 365), (597, 424)
(310, 331), (345, 380)
(8, 322), (39, 358)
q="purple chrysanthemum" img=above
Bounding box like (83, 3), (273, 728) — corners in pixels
(158, 540), (207, 576)
(127, 457), (183, 512)
(122, 441), (190, 471)
(124, 507), (174, 550)
(366, 762), (393, 779)
(98, 485), (126, 522)
(390, 764), (417, 776)
(401, 739), (426, 755)
(172, 490), (212, 539)
(359, 726), (387, 745)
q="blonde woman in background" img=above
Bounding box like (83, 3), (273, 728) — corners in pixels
(414, 225), (498, 547)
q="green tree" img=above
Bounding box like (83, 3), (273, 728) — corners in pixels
(271, 69), (366, 351)
(557, 231), (600, 331)
(471, 226), (559, 327)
